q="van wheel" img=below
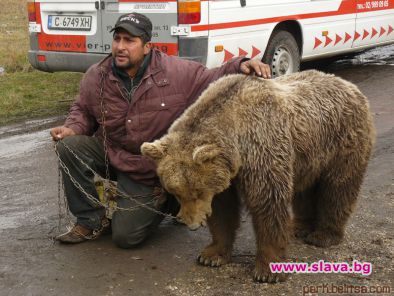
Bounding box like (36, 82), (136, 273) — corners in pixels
(262, 30), (300, 77)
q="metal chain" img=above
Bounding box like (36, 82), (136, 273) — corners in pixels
(57, 159), (72, 225)
(99, 70), (111, 181)
(97, 70), (112, 220)
(55, 144), (104, 207)
(54, 69), (176, 223)
(54, 140), (175, 218)
(57, 161), (63, 230)
(58, 140), (161, 199)
(96, 69), (174, 217)
(57, 156), (73, 231)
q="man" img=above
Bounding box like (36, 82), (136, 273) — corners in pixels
(51, 12), (271, 248)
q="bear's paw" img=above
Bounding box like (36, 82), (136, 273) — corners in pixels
(253, 266), (287, 283)
(293, 222), (314, 239)
(197, 245), (231, 267)
(304, 230), (343, 248)
(197, 254), (227, 267)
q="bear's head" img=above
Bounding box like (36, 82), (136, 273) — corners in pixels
(141, 137), (240, 230)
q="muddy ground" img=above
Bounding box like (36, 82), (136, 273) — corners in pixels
(0, 47), (393, 296)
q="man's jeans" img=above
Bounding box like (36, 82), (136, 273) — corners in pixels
(56, 135), (166, 248)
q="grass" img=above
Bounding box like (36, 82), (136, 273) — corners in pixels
(0, 0), (30, 72)
(0, 71), (82, 124)
(0, 0), (83, 125)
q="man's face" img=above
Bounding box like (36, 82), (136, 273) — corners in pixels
(112, 30), (150, 71)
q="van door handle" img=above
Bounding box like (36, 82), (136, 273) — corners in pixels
(95, 1), (99, 9)
(240, 0), (246, 7)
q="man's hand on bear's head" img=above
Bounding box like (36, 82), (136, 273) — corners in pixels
(240, 59), (271, 79)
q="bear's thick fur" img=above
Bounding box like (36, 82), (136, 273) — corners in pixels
(141, 70), (375, 283)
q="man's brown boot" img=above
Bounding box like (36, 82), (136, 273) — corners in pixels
(55, 218), (110, 244)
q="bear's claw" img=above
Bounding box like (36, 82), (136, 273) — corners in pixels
(197, 255), (225, 267)
(253, 269), (286, 283)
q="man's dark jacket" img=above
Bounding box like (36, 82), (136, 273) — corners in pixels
(65, 48), (245, 185)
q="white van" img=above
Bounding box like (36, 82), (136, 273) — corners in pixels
(27, 0), (394, 77)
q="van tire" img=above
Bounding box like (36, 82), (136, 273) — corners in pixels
(262, 30), (300, 77)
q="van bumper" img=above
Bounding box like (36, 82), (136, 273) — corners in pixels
(28, 36), (209, 73)
(28, 51), (107, 73)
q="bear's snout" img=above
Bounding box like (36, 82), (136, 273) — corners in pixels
(177, 212), (208, 231)
(188, 218), (207, 231)
(187, 223), (202, 231)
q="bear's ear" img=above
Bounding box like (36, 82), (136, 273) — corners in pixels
(192, 144), (221, 164)
(141, 140), (167, 161)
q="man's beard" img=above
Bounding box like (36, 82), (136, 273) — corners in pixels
(115, 58), (134, 70)
(114, 55), (135, 71)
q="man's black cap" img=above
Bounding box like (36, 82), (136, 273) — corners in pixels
(110, 13), (152, 42)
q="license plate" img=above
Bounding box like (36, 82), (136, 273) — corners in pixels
(48, 15), (92, 31)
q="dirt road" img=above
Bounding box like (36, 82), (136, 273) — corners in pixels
(0, 47), (393, 296)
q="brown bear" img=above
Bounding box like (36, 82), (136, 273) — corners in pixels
(141, 70), (375, 283)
